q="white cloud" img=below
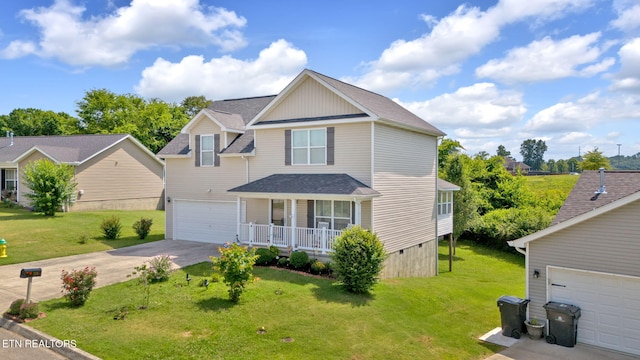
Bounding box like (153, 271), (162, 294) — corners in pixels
(0, 0), (247, 67)
(348, 0), (594, 92)
(524, 91), (640, 132)
(611, 1), (640, 33)
(609, 38), (640, 93)
(135, 39), (307, 102)
(476, 33), (614, 83)
(397, 82), (526, 132)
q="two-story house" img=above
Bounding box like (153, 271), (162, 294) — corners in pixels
(158, 69), (445, 278)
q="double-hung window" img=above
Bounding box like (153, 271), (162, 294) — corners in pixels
(437, 191), (453, 215)
(200, 135), (214, 166)
(315, 200), (351, 230)
(292, 129), (326, 165)
(4, 169), (17, 190)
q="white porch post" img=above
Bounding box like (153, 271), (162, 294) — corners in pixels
(236, 197), (241, 241)
(290, 199), (297, 249)
(354, 199), (362, 226)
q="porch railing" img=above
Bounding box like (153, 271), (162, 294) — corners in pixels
(238, 223), (342, 254)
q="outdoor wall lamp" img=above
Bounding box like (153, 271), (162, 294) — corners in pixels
(533, 269), (540, 278)
(167, 196), (171, 203)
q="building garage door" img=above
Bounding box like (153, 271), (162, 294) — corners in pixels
(548, 267), (640, 356)
(174, 200), (237, 243)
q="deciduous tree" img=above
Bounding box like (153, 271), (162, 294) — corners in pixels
(520, 139), (547, 170)
(22, 159), (77, 216)
(580, 147), (612, 170)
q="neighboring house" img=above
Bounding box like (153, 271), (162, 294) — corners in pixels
(158, 69), (446, 278)
(503, 156), (530, 175)
(508, 169), (640, 356)
(0, 134), (164, 211)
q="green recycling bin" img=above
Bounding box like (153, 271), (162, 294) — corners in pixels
(544, 301), (581, 347)
(497, 296), (529, 339)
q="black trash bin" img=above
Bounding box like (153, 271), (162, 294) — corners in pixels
(497, 296), (529, 339)
(544, 301), (581, 347)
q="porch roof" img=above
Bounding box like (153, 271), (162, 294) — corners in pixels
(228, 173), (380, 199)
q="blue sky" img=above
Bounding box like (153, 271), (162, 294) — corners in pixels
(1, 0), (639, 160)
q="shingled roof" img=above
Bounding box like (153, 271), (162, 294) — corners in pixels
(157, 96), (275, 157)
(308, 70), (445, 136)
(553, 170), (640, 224)
(0, 134), (130, 164)
(228, 173), (380, 197)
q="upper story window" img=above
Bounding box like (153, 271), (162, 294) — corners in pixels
(200, 135), (214, 166)
(292, 129), (326, 165)
(438, 191), (453, 215)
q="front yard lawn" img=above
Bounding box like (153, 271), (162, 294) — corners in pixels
(27, 240), (525, 359)
(0, 208), (165, 265)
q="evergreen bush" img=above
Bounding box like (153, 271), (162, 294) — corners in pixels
(289, 251), (309, 270)
(133, 217), (153, 239)
(255, 248), (276, 266)
(331, 226), (387, 293)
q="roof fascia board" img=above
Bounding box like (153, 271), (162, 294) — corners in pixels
(158, 153), (191, 159)
(247, 69), (375, 127)
(79, 135), (164, 166)
(12, 146), (59, 164)
(248, 116), (374, 130)
(508, 191), (640, 248)
(218, 150), (255, 158)
(227, 191), (381, 201)
(376, 118), (445, 137)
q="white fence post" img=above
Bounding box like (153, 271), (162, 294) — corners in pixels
(269, 223), (274, 245)
(249, 222), (254, 245)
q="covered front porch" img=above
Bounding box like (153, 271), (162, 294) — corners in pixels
(229, 174), (380, 254)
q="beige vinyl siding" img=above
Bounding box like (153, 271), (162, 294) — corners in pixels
(73, 139), (163, 210)
(260, 77), (362, 121)
(164, 118), (247, 239)
(372, 123), (438, 254)
(17, 151), (49, 207)
(527, 199), (640, 321)
(250, 122), (371, 184)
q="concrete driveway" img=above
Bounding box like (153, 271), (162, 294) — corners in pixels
(0, 239), (221, 360)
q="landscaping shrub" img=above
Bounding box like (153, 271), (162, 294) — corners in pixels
(310, 260), (326, 275)
(132, 217), (153, 239)
(470, 207), (553, 250)
(7, 299), (25, 315)
(101, 216), (122, 239)
(269, 245), (280, 257)
(255, 248), (276, 266)
(211, 243), (258, 302)
(289, 251), (309, 270)
(277, 256), (289, 267)
(19, 302), (40, 320)
(61, 267), (98, 306)
(331, 226), (387, 293)
(146, 255), (172, 282)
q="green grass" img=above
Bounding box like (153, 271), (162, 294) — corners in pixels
(0, 208), (165, 265)
(524, 174), (579, 212)
(27, 241), (525, 360)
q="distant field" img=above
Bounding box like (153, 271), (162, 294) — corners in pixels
(524, 174), (579, 213)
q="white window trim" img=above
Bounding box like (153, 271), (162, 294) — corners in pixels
(4, 168), (18, 190)
(200, 134), (215, 167)
(315, 200), (351, 230)
(438, 191), (453, 216)
(292, 128), (327, 166)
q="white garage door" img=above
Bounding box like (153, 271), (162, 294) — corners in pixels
(549, 267), (640, 355)
(174, 200), (237, 243)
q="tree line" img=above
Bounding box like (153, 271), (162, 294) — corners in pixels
(0, 90), (212, 153)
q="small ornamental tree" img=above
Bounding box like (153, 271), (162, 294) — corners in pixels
(331, 226), (387, 294)
(60, 267), (98, 307)
(23, 159), (77, 216)
(210, 243), (258, 302)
